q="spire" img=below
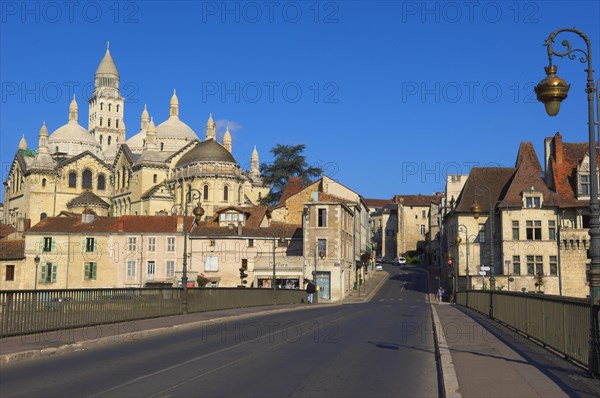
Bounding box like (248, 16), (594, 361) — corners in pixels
(169, 89), (179, 118)
(223, 127), (232, 152)
(251, 145), (259, 171)
(146, 117), (157, 149)
(205, 113), (216, 140)
(68, 95), (78, 123)
(38, 121), (49, 153)
(95, 42), (119, 77)
(141, 104), (149, 129)
(18, 134), (27, 150)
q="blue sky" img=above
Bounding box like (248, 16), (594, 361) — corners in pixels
(1, 1), (599, 202)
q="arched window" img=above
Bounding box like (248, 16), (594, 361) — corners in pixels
(108, 103), (112, 112)
(108, 136), (112, 145)
(100, 102), (103, 111)
(108, 118), (111, 128)
(40, 213), (47, 221)
(116, 171), (120, 189)
(160, 143), (164, 151)
(42, 178), (46, 188)
(204, 185), (209, 201)
(99, 117), (103, 127)
(116, 119), (119, 128)
(82, 169), (92, 189)
(99, 135), (103, 144)
(122, 166), (126, 188)
(223, 186), (229, 202)
(69, 171), (77, 188)
(153, 174), (157, 184)
(116, 104), (120, 113)
(97, 174), (106, 190)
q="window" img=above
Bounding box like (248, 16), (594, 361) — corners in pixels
(148, 237), (156, 252)
(580, 174), (590, 195)
(318, 239), (327, 257)
(147, 261), (155, 279)
(69, 171), (77, 188)
(420, 224), (426, 235)
(108, 136), (112, 145)
(116, 119), (119, 128)
(526, 255), (534, 275)
(512, 221), (519, 240)
(204, 185), (209, 200)
(84, 237), (96, 253)
(100, 102), (103, 111)
(153, 174), (157, 184)
(82, 169), (92, 189)
(42, 178), (46, 188)
(40, 213), (47, 221)
(549, 256), (558, 276)
(100, 135), (103, 144)
(42, 237), (54, 253)
(248, 239), (254, 247)
(127, 260), (136, 278)
(160, 143), (164, 151)
(512, 256), (521, 275)
(477, 224), (486, 243)
(107, 118), (111, 128)
(318, 208), (327, 227)
(549, 220), (556, 241)
(525, 196), (541, 208)
(422, 210), (426, 218)
(204, 256), (219, 272)
(98, 174), (106, 190)
(40, 263), (57, 283)
(166, 260), (175, 278)
(242, 259), (248, 269)
(223, 186), (229, 201)
(526, 255), (543, 275)
(99, 117), (103, 127)
(526, 221), (542, 240)
(108, 103), (112, 112)
(116, 104), (120, 113)
(5, 265), (15, 281)
(128, 237), (137, 251)
(167, 237), (175, 252)
(84, 262), (97, 280)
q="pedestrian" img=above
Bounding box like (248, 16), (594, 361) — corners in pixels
(436, 287), (444, 304)
(306, 280), (316, 304)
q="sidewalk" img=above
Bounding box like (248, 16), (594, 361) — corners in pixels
(1, 273), (388, 365)
(432, 299), (600, 398)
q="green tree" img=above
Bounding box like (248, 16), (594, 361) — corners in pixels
(260, 144), (322, 207)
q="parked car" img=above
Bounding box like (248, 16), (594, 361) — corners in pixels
(375, 263), (383, 271)
(397, 257), (407, 265)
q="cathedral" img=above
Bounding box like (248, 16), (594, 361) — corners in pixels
(3, 44), (269, 226)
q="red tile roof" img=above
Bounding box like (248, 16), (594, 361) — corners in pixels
(0, 239), (25, 260)
(278, 177), (308, 206)
(0, 223), (16, 240)
(454, 167), (516, 213)
(191, 223), (302, 239)
(394, 194), (442, 206)
(114, 216), (194, 233)
(364, 198), (393, 207)
(26, 215), (194, 234)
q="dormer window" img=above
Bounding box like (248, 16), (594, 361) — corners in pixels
(523, 189), (543, 209)
(579, 174), (590, 196)
(219, 211), (245, 226)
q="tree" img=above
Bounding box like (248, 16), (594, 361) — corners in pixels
(260, 144), (322, 207)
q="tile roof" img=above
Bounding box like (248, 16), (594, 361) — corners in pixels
(114, 216), (194, 233)
(67, 191), (110, 209)
(210, 206), (270, 228)
(26, 215), (193, 234)
(278, 177), (308, 206)
(0, 223), (16, 240)
(191, 223), (302, 239)
(394, 194), (442, 206)
(454, 167), (516, 213)
(364, 198), (394, 208)
(502, 142), (558, 207)
(0, 239), (25, 260)
(317, 192), (354, 204)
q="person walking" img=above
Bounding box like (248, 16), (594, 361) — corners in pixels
(436, 287), (445, 304)
(306, 280), (316, 304)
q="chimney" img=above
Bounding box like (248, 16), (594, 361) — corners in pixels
(177, 216), (183, 232)
(117, 219), (124, 232)
(237, 223), (243, 236)
(554, 132), (564, 166)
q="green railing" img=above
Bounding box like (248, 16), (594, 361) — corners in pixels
(456, 291), (592, 367)
(0, 288), (307, 338)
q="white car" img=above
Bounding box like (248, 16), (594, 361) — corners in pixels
(375, 263), (383, 271)
(397, 257), (407, 265)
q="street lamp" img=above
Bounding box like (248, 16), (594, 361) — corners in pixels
(534, 27), (600, 377)
(34, 255), (40, 291)
(470, 185), (499, 290)
(172, 186), (204, 313)
(272, 236), (287, 290)
(454, 224), (471, 290)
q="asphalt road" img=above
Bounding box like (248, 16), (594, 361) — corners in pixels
(0, 265), (440, 398)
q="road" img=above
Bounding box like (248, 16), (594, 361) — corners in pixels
(0, 265), (440, 397)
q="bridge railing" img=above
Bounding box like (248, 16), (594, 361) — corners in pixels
(456, 291), (592, 367)
(0, 288), (307, 338)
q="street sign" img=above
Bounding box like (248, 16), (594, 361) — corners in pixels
(480, 266), (491, 271)
(478, 271), (487, 276)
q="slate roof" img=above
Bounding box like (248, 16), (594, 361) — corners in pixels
(0, 239), (25, 260)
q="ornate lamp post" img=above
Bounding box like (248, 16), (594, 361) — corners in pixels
(34, 255), (40, 291)
(172, 186), (204, 313)
(470, 185), (498, 290)
(534, 27), (600, 377)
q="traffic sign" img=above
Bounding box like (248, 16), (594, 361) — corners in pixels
(480, 266), (491, 271)
(478, 271), (487, 276)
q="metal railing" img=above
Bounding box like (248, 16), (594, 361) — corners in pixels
(0, 288), (307, 338)
(456, 291), (592, 367)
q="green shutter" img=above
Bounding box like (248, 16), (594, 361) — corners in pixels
(92, 263), (97, 280)
(40, 263), (47, 282)
(81, 238), (86, 253)
(51, 264), (57, 282)
(84, 262), (90, 279)
(94, 239), (99, 253)
(39, 238), (44, 253)
(51, 238), (56, 253)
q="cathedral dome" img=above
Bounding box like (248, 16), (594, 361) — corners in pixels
(155, 117), (197, 140)
(176, 139), (236, 168)
(95, 44), (119, 77)
(127, 130), (146, 153)
(48, 96), (102, 157)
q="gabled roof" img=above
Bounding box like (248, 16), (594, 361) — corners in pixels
(140, 183), (173, 200)
(278, 177), (308, 206)
(314, 192), (354, 204)
(394, 194), (442, 206)
(0, 239), (25, 260)
(364, 198), (394, 208)
(210, 206), (270, 228)
(502, 142), (558, 207)
(26, 215), (119, 234)
(67, 191), (110, 209)
(0, 223), (16, 240)
(57, 150), (112, 170)
(454, 167), (516, 213)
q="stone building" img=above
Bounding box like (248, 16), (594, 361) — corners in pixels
(3, 44), (269, 228)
